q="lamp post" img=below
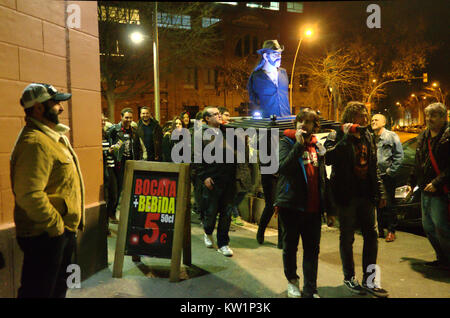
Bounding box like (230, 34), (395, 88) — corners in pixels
(128, 16), (160, 123)
(289, 28), (314, 111)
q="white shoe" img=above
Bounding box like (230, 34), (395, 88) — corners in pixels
(218, 245), (233, 257)
(204, 234), (214, 248)
(287, 279), (301, 298)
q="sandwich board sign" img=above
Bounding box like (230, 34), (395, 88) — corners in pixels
(112, 161), (191, 282)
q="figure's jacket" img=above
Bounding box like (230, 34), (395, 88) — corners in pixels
(375, 128), (404, 177)
(274, 130), (330, 215)
(324, 128), (386, 206)
(10, 117), (85, 238)
(136, 118), (163, 161)
(248, 68), (291, 118)
(107, 122), (146, 163)
(408, 124), (450, 195)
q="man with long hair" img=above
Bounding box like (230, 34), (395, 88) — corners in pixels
(324, 101), (388, 297)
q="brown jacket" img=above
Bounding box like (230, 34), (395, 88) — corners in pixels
(10, 117), (85, 237)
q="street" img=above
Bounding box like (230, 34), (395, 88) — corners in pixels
(67, 214), (449, 299)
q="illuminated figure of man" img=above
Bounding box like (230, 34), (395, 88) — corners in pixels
(247, 40), (291, 118)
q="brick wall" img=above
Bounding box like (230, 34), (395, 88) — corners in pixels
(0, 0), (105, 297)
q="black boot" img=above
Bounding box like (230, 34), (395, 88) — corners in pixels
(256, 226), (265, 244)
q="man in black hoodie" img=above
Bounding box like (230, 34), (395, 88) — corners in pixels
(275, 108), (333, 298)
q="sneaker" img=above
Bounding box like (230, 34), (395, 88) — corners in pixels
(218, 245), (233, 257)
(232, 216), (244, 226)
(204, 233), (214, 248)
(287, 279), (301, 298)
(362, 282), (389, 298)
(343, 277), (366, 295)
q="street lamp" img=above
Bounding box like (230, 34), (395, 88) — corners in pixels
(289, 27), (314, 110)
(130, 31), (145, 44)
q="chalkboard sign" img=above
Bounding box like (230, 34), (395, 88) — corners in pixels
(113, 161), (191, 282)
(125, 170), (178, 258)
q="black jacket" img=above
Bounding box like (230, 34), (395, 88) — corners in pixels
(324, 128), (386, 206)
(274, 134), (329, 215)
(107, 123), (144, 163)
(136, 119), (163, 161)
(408, 124), (450, 194)
(191, 124), (236, 186)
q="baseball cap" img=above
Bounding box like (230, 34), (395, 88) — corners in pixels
(20, 83), (72, 109)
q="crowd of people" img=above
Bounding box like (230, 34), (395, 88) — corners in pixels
(99, 101), (449, 300)
(10, 78), (449, 299)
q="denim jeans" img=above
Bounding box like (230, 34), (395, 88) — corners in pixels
(377, 174), (398, 233)
(202, 182), (232, 248)
(421, 192), (450, 265)
(278, 208), (322, 295)
(17, 230), (77, 298)
(336, 197), (378, 282)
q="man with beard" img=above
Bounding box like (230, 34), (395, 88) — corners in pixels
(137, 106), (163, 161)
(247, 40), (291, 118)
(11, 83), (85, 298)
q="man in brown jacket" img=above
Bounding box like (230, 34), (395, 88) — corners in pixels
(10, 83), (85, 298)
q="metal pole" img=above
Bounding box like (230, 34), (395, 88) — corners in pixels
(153, 2), (160, 122)
(289, 37), (302, 112)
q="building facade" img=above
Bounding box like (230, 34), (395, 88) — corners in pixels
(101, 2), (319, 124)
(0, 0), (106, 297)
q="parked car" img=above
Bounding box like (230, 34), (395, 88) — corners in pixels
(392, 136), (422, 227)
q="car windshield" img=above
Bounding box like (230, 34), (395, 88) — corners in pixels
(402, 138), (418, 158)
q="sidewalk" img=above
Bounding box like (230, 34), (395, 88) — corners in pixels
(67, 214), (450, 298)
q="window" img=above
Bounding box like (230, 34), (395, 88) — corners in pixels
(287, 2), (303, 13)
(202, 17), (221, 28)
(299, 74), (309, 91)
(99, 5), (140, 24)
(246, 2), (279, 11)
(158, 12), (191, 29)
(235, 35), (259, 57)
(204, 68), (216, 88)
(235, 39), (242, 57)
(244, 35), (251, 56)
(184, 67), (197, 89)
(253, 36), (259, 55)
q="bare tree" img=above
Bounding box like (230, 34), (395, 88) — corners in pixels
(301, 49), (365, 121)
(215, 56), (253, 103)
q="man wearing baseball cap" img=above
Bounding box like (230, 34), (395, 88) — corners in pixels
(10, 83), (85, 298)
(247, 39), (291, 118)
